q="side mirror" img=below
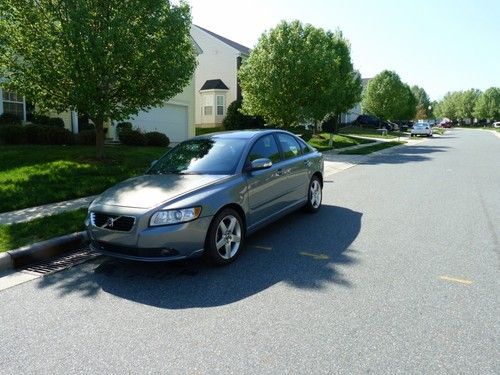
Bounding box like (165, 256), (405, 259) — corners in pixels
(150, 160), (158, 167)
(248, 158), (272, 171)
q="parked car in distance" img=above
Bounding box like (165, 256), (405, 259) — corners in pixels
(86, 130), (324, 265)
(355, 115), (391, 130)
(411, 122), (433, 137)
(439, 119), (453, 128)
(493, 121), (500, 128)
(387, 121), (399, 131)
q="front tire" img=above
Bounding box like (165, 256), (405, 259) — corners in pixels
(305, 176), (322, 213)
(204, 208), (245, 265)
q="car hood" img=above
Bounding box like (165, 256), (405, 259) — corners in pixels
(92, 174), (230, 209)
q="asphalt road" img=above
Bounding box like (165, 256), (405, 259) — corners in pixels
(1, 129), (499, 374)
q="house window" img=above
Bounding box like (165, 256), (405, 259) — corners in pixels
(216, 95), (225, 116)
(2, 90), (24, 119)
(204, 106), (213, 116)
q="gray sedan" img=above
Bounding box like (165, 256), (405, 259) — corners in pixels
(86, 129), (324, 265)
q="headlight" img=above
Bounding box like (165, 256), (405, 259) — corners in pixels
(150, 207), (202, 226)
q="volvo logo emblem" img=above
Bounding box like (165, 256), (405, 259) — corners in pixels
(106, 217), (115, 227)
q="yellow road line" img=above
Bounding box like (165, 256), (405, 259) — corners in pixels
(439, 275), (473, 285)
(299, 252), (330, 260)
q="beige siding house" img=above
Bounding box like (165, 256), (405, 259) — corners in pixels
(190, 25), (250, 128)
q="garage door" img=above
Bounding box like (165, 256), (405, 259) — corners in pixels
(129, 103), (188, 143)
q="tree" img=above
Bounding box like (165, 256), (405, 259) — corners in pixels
(474, 87), (500, 121)
(238, 20), (361, 129)
(434, 91), (461, 120)
(0, 0), (196, 158)
(411, 85), (431, 119)
(361, 70), (415, 120)
(457, 89), (481, 125)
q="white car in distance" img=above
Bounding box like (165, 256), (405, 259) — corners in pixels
(411, 122), (433, 137)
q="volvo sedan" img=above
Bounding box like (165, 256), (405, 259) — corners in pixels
(86, 130), (324, 265)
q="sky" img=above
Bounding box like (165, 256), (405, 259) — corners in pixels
(186, 0), (499, 101)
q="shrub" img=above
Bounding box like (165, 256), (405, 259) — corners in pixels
(0, 124), (26, 144)
(223, 99), (265, 130)
(75, 129), (96, 145)
(116, 122), (133, 134)
(30, 114), (65, 128)
(145, 131), (170, 147)
(24, 124), (73, 144)
(119, 128), (147, 146)
(0, 113), (22, 126)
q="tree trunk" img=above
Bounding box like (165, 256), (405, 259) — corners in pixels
(93, 118), (105, 159)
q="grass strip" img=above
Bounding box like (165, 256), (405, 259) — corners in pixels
(339, 125), (407, 139)
(308, 133), (374, 151)
(0, 209), (87, 252)
(339, 141), (405, 155)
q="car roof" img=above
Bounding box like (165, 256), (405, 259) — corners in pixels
(193, 129), (295, 140)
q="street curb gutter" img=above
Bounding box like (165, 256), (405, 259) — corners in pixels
(0, 231), (89, 272)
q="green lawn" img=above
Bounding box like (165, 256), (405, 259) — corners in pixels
(0, 145), (166, 212)
(339, 141), (405, 155)
(195, 126), (224, 135)
(308, 133), (374, 151)
(339, 125), (408, 139)
(0, 209), (87, 252)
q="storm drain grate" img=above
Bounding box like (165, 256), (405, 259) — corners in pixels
(21, 246), (100, 276)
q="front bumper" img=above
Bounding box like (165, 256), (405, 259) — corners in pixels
(87, 214), (213, 262)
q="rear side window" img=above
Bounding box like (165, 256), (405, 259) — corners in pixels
(276, 133), (302, 160)
(296, 137), (312, 154)
(248, 135), (281, 163)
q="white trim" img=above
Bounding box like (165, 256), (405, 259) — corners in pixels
(22, 96), (27, 122)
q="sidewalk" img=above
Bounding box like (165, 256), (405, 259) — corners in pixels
(0, 195), (96, 225)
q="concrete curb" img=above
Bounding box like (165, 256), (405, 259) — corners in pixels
(0, 231), (89, 272)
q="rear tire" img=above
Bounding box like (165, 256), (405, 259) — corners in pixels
(204, 208), (245, 266)
(305, 176), (322, 213)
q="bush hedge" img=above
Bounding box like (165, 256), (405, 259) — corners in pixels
(30, 114), (65, 128)
(145, 131), (170, 147)
(0, 113), (22, 126)
(118, 128), (147, 146)
(75, 129), (96, 145)
(0, 122), (170, 147)
(223, 99), (265, 130)
(0, 124), (26, 144)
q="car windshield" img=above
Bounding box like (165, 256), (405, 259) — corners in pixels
(147, 137), (247, 175)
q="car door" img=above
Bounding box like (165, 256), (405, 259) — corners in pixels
(245, 134), (287, 228)
(275, 133), (310, 206)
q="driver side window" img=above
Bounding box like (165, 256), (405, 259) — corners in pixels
(247, 135), (281, 163)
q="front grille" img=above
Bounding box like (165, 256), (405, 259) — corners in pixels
(90, 212), (135, 232)
(91, 241), (179, 258)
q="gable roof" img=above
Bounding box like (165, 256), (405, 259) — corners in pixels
(194, 25), (251, 55)
(200, 79), (229, 91)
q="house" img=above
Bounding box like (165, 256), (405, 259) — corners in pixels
(190, 25), (250, 128)
(341, 78), (371, 124)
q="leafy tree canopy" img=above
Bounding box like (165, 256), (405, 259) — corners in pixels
(474, 87), (500, 120)
(0, 0), (196, 157)
(238, 20), (361, 128)
(457, 88), (481, 120)
(411, 85), (431, 119)
(361, 70), (416, 120)
(434, 91), (461, 120)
